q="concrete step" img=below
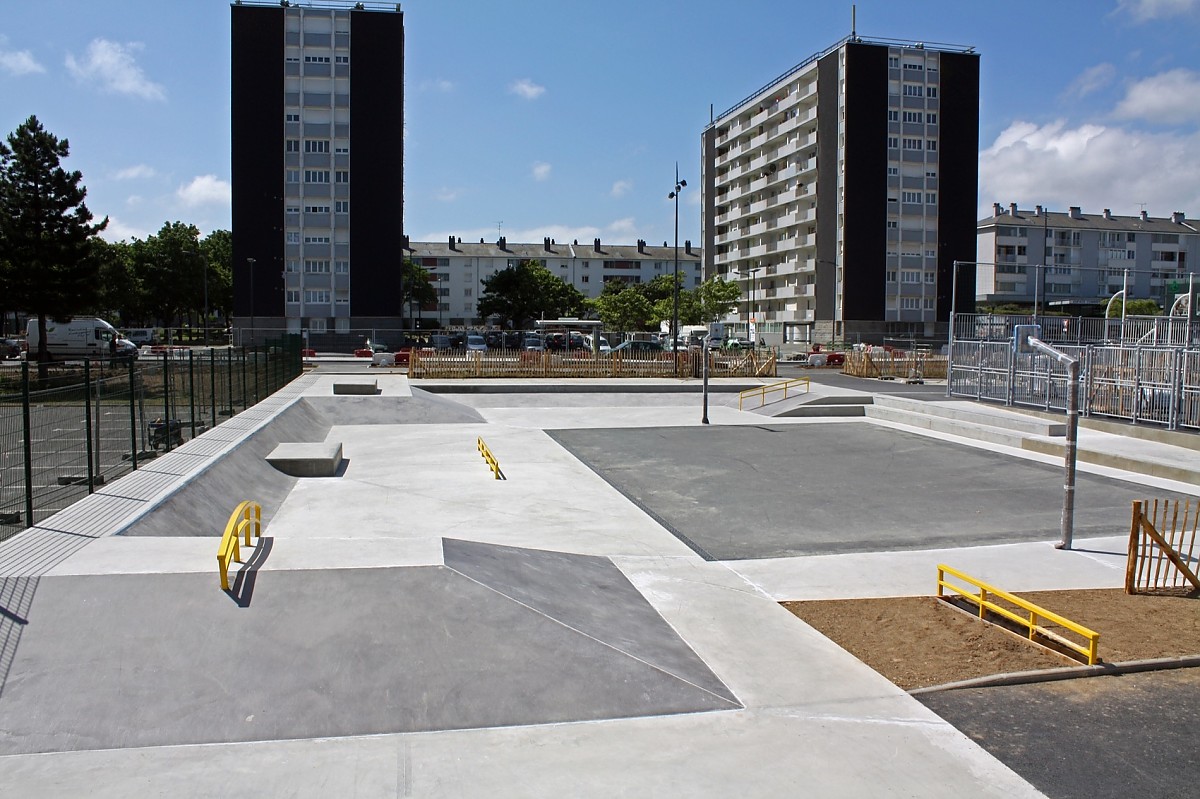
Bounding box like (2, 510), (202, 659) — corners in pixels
(873, 395), (1066, 437)
(863, 404), (1030, 448)
(1022, 437), (1200, 486)
(266, 441), (345, 477)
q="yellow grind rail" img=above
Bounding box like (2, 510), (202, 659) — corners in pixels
(477, 436), (505, 480)
(217, 501), (262, 590)
(738, 376), (811, 410)
(936, 563), (1100, 665)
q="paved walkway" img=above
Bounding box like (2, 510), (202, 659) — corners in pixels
(0, 369), (1195, 797)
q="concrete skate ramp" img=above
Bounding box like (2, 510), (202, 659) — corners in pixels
(301, 387), (485, 425)
(550, 423), (1173, 560)
(118, 399), (329, 537)
(0, 543), (739, 755)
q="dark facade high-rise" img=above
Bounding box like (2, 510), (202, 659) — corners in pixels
(702, 36), (979, 344)
(231, 0), (404, 341)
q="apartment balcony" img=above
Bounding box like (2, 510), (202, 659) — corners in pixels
(748, 243), (770, 259)
(749, 198), (769, 215)
(749, 174), (771, 193)
(749, 130), (769, 150)
(749, 150), (771, 172)
(748, 220), (769, 237)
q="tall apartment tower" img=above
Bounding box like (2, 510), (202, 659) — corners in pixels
(702, 35), (979, 344)
(231, 0), (404, 342)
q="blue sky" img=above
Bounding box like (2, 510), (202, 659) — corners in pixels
(3, 0), (1200, 247)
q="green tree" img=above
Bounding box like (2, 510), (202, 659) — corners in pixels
(202, 229), (233, 327)
(400, 259), (437, 323)
(1108, 298), (1161, 318)
(683, 277), (742, 324)
(92, 238), (147, 324)
(0, 115), (107, 368)
(592, 286), (654, 331)
(139, 221), (202, 336)
(477, 259), (586, 328)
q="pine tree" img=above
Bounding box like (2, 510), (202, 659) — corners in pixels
(0, 115), (108, 370)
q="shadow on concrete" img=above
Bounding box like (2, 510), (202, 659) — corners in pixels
(0, 577), (37, 699)
(225, 537), (273, 608)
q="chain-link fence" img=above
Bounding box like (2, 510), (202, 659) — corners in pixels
(948, 323), (1200, 431)
(0, 336), (303, 538)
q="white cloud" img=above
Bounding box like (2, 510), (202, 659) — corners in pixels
(114, 164), (156, 180)
(1065, 63), (1116, 99)
(436, 187), (460, 202)
(606, 218), (638, 238)
(0, 38), (44, 76)
(979, 119), (1200, 218)
(531, 162), (552, 181)
(125, 195), (143, 206)
(65, 39), (165, 101)
(1116, 0), (1199, 21)
(99, 216), (150, 243)
(1113, 68), (1200, 123)
(610, 179), (633, 198)
(420, 78), (455, 92)
(176, 175), (232, 208)
(509, 78), (545, 100)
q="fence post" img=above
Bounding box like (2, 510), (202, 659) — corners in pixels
(127, 356), (139, 470)
(241, 346), (248, 411)
(1083, 345), (1094, 419)
(1169, 348), (1181, 430)
(21, 361), (34, 529)
(209, 347), (217, 427)
(1132, 347), (1143, 424)
(162, 350), (172, 452)
(227, 347), (234, 416)
(188, 349), (197, 438)
(84, 359), (94, 494)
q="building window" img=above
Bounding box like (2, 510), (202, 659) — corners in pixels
(285, 260), (299, 272)
(886, 270), (897, 282)
(286, 231), (300, 244)
(305, 170), (330, 183)
(887, 136), (899, 148)
(926, 170), (937, 179)
(305, 140), (330, 153)
(926, 86), (938, 98)
(304, 290), (331, 304)
(903, 84), (922, 97)
(335, 55), (349, 64)
(926, 140), (937, 152)
(581, 275), (589, 283)
(923, 298), (935, 309)
(887, 167), (899, 176)
(305, 260), (331, 273)
(285, 113), (300, 122)
(901, 191), (921, 203)
(903, 111), (922, 123)
(901, 297), (920, 309)
(902, 271), (922, 284)
(464, 288), (473, 297)
(286, 170), (300, 183)
(335, 260), (349, 273)
(888, 56), (899, 68)
(286, 139), (300, 152)
(285, 290), (300, 303)
(309, 319), (328, 333)
(334, 146), (349, 154)
(887, 220), (898, 229)
(888, 110), (899, 122)
(902, 138), (922, 150)
(286, 206), (300, 215)
(925, 271), (936, 283)
(903, 62), (924, 72)
(335, 170), (350, 183)
(305, 205), (330, 214)
(925, 193), (937, 204)
(926, 113), (937, 124)
(333, 200), (348, 213)
(304, 55), (331, 64)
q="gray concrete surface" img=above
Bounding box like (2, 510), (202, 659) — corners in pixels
(266, 441), (344, 477)
(549, 423), (1177, 560)
(0, 369), (1195, 797)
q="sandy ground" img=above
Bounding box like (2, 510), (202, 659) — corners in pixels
(783, 588), (1200, 690)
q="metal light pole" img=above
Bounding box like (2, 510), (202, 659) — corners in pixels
(669, 165), (687, 374)
(246, 257), (256, 347)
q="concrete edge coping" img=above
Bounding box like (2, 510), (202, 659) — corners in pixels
(909, 654), (1200, 695)
(332, 380), (380, 395)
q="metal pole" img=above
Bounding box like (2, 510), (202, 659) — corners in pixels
(21, 361), (34, 528)
(209, 347), (217, 429)
(188, 350), (197, 438)
(227, 347), (234, 417)
(203, 255), (209, 347)
(127, 356), (139, 470)
(702, 336), (710, 424)
(241, 346), (248, 411)
(947, 260), (959, 398)
(1028, 335), (1079, 550)
(162, 351), (172, 452)
(84, 359), (94, 494)
(673, 170), (680, 374)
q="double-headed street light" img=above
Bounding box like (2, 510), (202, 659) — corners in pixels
(669, 165), (687, 370)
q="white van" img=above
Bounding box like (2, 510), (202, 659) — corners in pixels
(26, 317), (138, 361)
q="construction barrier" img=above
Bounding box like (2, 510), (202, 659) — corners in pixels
(936, 563), (1100, 665)
(477, 437), (505, 480)
(738, 377), (811, 410)
(844, 350), (948, 380)
(1125, 499), (1200, 595)
(217, 500), (262, 590)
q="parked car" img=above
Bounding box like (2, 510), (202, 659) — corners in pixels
(584, 334), (611, 354)
(523, 335), (545, 351)
(1, 338), (24, 359)
(465, 335), (488, 352)
(611, 340), (664, 355)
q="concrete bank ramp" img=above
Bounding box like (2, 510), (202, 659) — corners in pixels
(0, 541), (738, 755)
(302, 387), (484, 425)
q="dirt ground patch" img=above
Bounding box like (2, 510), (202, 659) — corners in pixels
(782, 588), (1200, 690)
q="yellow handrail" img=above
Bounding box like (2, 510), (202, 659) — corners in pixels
(217, 500), (261, 590)
(738, 376), (810, 410)
(477, 436), (505, 480)
(936, 564), (1099, 665)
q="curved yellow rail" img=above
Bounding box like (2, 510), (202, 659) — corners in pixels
(217, 500), (262, 590)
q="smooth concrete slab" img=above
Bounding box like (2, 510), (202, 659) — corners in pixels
(266, 441), (344, 477)
(0, 558), (736, 756)
(548, 423), (1184, 560)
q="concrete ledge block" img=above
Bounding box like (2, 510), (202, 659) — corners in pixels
(333, 380), (379, 395)
(266, 441), (344, 477)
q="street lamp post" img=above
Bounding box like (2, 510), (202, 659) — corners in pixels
(669, 165), (687, 374)
(246, 257), (256, 347)
(742, 266), (762, 345)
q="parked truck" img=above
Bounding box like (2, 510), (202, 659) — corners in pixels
(25, 317), (138, 361)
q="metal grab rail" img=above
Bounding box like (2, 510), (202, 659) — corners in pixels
(217, 500), (262, 590)
(738, 376), (810, 410)
(936, 564), (1100, 665)
(477, 437), (505, 480)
